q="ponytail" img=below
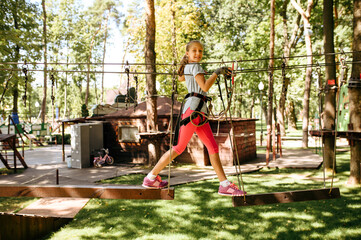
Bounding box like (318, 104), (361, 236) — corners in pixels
(178, 54), (188, 76)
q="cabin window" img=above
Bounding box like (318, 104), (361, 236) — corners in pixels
(118, 125), (139, 142)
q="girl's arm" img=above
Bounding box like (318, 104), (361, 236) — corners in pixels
(195, 73), (218, 92)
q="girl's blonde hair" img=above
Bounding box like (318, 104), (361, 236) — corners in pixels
(177, 40), (203, 76)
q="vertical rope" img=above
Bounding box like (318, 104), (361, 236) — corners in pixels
(168, 0), (178, 193)
(226, 61), (246, 201)
(316, 64), (326, 188)
(125, 61), (130, 110)
(329, 55), (347, 194)
(22, 62), (29, 107)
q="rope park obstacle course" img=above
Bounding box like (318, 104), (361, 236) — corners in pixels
(2, 51), (359, 204)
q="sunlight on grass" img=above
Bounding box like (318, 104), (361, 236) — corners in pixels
(0, 197), (38, 213)
(47, 149), (361, 240)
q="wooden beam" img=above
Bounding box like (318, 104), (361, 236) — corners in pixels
(0, 153), (11, 169)
(0, 185), (174, 200)
(232, 188), (340, 207)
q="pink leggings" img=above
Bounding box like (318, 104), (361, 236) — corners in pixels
(172, 108), (219, 155)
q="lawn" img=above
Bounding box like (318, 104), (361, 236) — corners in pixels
(42, 149), (361, 240)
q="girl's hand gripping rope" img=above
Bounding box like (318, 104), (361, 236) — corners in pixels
(214, 66), (231, 77)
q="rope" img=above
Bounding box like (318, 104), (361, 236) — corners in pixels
(0, 50), (357, 67)
(22, 63), (29, 107)
(329, 54), (348, 194)
(167, 61), (176, 194)
(316, 65), (326, 189)
(134, 71), (139, 110)
(0, 60), (359, 76)
(125, 61), (130, 110)
(50, 69), (55, 106)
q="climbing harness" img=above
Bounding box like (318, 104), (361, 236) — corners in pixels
(22, 62), (29, 107)
(172, 92), (212, 145)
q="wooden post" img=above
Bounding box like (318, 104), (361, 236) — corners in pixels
(62, 122), (65, 162)
(13, 137), (16, 173)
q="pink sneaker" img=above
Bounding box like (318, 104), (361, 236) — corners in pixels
(142, 175), (168, 189)
(218, 183), (246, 196)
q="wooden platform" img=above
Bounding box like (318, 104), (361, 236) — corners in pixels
(0, 184), (174, 200)
(309, 130), (361, 141)
(0, 134), (28, 170)
(17, 197), (90, 218)
(232, 188), (340, 207)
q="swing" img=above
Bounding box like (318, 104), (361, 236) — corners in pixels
(0, 184), (174, 200)
(232, 60), (343, 207)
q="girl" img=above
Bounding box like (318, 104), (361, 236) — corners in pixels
(142, 40), (245, 196)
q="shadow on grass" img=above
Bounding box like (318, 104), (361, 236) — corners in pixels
(47, 149), (361, 240)
(48, 175), (361, 240)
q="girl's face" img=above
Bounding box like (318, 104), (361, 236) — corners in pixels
(186, 42), (203, 63)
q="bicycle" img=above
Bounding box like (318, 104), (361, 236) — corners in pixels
(93, 148), (114, 167)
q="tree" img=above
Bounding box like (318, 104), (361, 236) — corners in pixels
(266, 0), (275, 164)
(277, 0), (301, 136)
(41, 0), (48, 124)
(348, 0), (361, 185)
(145, 0), (159, 165)
(323, 0), (337, 173)
(0, 0), (41, 118)
(291, 0), (314, 148)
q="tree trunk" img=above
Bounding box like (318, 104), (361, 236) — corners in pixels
(287, 100), (298, 130)
(266, 0), (275, 164)
(145, 0), (159, 166)
(291, 0), (314, 148)
(101, 10), (110, 103)
(348, 0), (361, 185)
(278, 1), (301, 137)
(323, 0), (337, 173)
(41, 0), (47, 124)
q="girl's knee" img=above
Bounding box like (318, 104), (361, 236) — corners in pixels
(172, 145), (185, 155)
(208, 145), (219, 155)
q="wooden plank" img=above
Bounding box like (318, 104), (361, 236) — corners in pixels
(232, 188), (340, 207)
(0, 134), (16, 142)
(0, 184), (174, 200)
(0, 152), (11, 169)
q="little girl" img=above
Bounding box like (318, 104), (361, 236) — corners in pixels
(142, 40), (245, 196)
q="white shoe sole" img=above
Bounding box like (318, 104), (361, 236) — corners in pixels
(218, 192), (245, 197)
(142, 184), (167, 189)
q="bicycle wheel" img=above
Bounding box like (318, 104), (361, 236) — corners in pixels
(106, 156), (114, 165)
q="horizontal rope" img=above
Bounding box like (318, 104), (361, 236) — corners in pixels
(0, 60), (355, 76)
(0, 50), (356, 68)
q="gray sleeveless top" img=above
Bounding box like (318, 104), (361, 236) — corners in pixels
(182, 63), (208, 114)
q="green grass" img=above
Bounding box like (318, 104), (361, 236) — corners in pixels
(0, 197), (38, 213)
(45, 150), (361, 240)
(0, 168), (25, 175)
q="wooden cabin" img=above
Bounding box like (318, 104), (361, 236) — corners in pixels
(90, 96), (257, 166)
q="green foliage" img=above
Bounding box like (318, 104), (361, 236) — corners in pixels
(0, 0), (41, 117)
(81, 103), (89, 117)
(0, 0), (355, 124)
